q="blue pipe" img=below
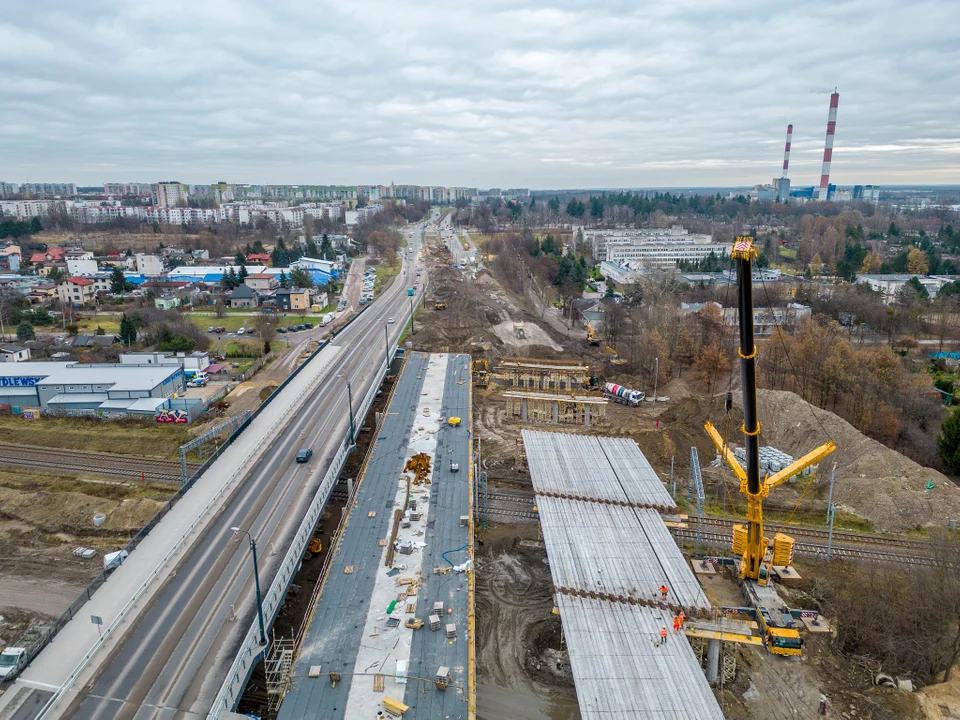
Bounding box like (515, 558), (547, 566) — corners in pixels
(442, 544), (469, 567)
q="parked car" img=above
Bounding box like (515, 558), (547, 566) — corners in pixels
(237, 328), (246, 335)
(288, 325), (299, 332)
(207, 326), (214, 332)
(215, 326), (226, 333)
(277, 327), (287, 334)
(304, 322), (314, 329)
(0, 647), (27, 680)
(296, 448), (313, 463)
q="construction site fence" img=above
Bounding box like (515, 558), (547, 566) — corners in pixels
(14, 306), (374, 686)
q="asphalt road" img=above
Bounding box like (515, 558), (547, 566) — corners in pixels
(49, 222), (432, 720)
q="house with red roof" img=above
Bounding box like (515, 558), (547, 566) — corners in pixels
(29, 247), (65, 264)
(246, 253), (271, 265)
(57, 276), (97, 306)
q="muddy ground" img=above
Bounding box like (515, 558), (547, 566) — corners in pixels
(475, 522), (580, 720)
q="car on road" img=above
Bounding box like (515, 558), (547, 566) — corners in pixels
(277, 327), (287, 333)
(207, 326), (214, 332)
(304, 322), (314, 329)
(288, 325), (299, 332)
(0, 647), (27, 680)
(387, 317), (395, 324)
(296, 448), (313, 463)
(237, 328), (246, 335)
(450, 461), (459, 472)
(214, 326), (225, 333)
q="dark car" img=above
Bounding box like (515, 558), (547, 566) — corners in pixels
(288, 325), (299, 332)
(296, 324), (307, 331)
(296, 449), (312, 463)
(304, 322), (314, 329)
(277, 327), (287, 334)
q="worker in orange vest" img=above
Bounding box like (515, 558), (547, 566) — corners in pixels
(678, 610), (686, 628)
(660, 626), (668, 646)
(659, 584), (668, 601)
(673, 615), (682, 634)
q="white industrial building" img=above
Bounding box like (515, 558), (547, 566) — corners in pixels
(136, 254), (164, 277)
(0, 362), (185, 416)
(855, 273), (954, 303)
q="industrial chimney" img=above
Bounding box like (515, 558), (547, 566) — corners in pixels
(817, 91), (839, 201)
(776, 124), (793, 201)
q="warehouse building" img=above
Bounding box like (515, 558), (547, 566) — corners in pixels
(0, 361), (185, 417)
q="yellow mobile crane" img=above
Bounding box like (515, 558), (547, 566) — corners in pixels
(704, 237), (836, 656)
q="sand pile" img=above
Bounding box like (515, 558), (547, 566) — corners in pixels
(753, 389), (960, 532)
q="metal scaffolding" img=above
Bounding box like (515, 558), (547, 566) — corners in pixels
(690, 447), (706, 552)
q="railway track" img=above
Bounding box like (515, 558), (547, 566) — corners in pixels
(690, 515), (933, 552)
(0, 442), (200, 484)
(670, 528), (946, 568)
(479, 492), (943, 563)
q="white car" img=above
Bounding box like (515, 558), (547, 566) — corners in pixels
(0, 647), (26, 679)
(237, 328), (245, 335)
(388, 317), (395, 324)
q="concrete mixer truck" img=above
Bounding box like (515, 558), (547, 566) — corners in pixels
(604, 382), (645, 407)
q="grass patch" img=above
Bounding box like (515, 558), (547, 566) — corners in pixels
(0, 467), (175, 502)
(73, 317), (121, 335)
(778, 246), (797, 260)
(691, 499), (875, 533)
(375, 260), (402, 294)
(0, 415), (192, 458)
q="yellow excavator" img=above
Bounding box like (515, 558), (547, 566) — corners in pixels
(585, 324), (601, 346)
(704, 237), (836, 656)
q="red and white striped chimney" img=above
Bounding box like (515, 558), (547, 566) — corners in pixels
(817, 91), (839, 200)
(782, 124), (793, 177)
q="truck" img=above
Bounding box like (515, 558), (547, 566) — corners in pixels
(320, 312), (334, 326)
(603, 383), (645, 407)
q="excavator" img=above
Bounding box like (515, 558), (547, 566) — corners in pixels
(704, 237), (836, 656)
(585, 324), (601, 346)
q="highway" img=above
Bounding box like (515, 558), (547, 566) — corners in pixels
(439, 213), (474, 267)
(4, 217), (434, 720)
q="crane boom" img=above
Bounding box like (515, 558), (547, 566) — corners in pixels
(704, 237), (836, 584)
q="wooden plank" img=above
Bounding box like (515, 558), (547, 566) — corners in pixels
(373, 674), (385, 692)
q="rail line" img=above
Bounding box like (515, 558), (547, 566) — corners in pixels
(0, 442), (200, 484)
(669, 528), (946, 567)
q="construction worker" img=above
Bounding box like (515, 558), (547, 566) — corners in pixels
(678, 610), (686, 628)
(673, 615), (681, 634)
(659, 584), (668, 601)
(660, 626), (668, 646)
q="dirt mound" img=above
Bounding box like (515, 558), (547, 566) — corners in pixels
(754, 389), (960, 532)
(0, 487), (163, 536)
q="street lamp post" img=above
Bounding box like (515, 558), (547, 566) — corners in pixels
(231, 526), (266, 646)
(384, 323), (390, 370)
(409, 294), (415, 335)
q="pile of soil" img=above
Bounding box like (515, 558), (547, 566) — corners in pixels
(754, 389), (960, 532)
(0, 486), (163, 536)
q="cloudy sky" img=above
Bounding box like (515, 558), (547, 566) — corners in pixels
(1, 0), (958, 189)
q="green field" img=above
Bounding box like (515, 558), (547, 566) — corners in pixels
(73, 316), (122, 334)
(778, 246), (798, 260)
(374, 260), (401, 293)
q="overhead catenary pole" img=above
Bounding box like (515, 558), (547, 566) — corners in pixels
(825, 463), (837, 564)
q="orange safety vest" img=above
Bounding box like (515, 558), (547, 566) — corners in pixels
(660, 627), (668, 638)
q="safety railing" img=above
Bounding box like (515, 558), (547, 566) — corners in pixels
(207, 344), (397, 717)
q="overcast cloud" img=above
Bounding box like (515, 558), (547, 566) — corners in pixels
(1, 0), (958, 188)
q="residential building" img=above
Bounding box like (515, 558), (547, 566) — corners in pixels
(104, 183), (152, 197)
(135, 254), (164, 277)
(275, 287), (310, 311)
(0, 345), (31, 362)
(244, 273), (278, 292)
(154, 296), (181, 310)
(0, 245), (21, 272)
(853, 185), (881, 204)
(153, 182), (189, 208)
(66, 258), (98, 275)
(0, 200), (59, 219)
(71, 334), (120, 348)
(681, 301), (811, 335)
(246, 253), (271, 264)
(29, 283), (57, 304)
(29, 248), (65, 265)
(228, 284), (259, 309)
(0, 182), (19, 198)
(57, 276), (97, 306)
(604, 230), (728, 267)
(855, 273), (947, 303)
(18, 183), (76, 197)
